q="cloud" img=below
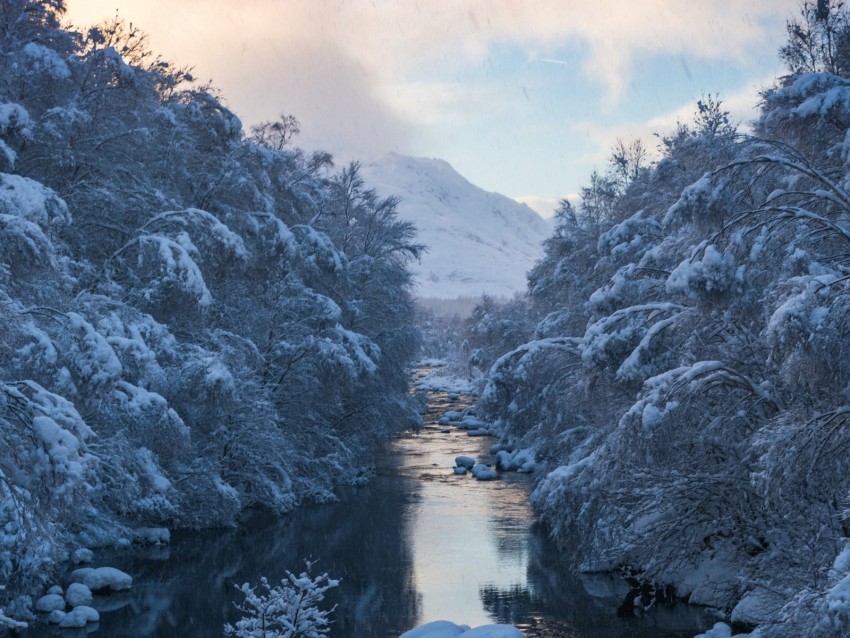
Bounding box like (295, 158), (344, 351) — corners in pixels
(570, 68), (781, 169)
(65, 0), (798, 136)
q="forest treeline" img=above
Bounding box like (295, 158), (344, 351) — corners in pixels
(0, 1), (422, 624)
(458, 2), (850, 634)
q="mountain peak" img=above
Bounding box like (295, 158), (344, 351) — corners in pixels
(361, 154), (550, 299)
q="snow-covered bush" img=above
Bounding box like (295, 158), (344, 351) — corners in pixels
(224, 562), (339, 638)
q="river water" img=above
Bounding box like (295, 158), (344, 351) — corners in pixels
(23, 383), (713, 637)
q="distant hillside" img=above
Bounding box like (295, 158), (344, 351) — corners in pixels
(360, 153), (551, 299)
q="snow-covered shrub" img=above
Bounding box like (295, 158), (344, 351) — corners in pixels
(224, 562), (339, 638)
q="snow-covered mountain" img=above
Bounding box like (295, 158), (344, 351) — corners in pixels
(360, 153), (551, 299)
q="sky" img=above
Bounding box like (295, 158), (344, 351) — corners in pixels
(63, 0), (802, 217)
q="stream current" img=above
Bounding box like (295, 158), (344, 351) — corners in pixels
(23, 379), (713, 637)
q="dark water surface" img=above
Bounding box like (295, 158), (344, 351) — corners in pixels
(23, 383), (714, 637)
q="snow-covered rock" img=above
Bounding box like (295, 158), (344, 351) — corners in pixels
(694, 622), (732, 638)
(47, 609), (66, 624)
(65, 583), (92, 608)
(361, 153), (549, 299)
(456, 416), (485, 430)
(731, 588), (785, 626)
(72, 548), (93, 564)
(80, 567), (133, 592)
(400, 620), (470, 638)
(400, 621), (524, 638)
(58, 605), (99, 628)
(471, 464), (498, 481)
(46, 585), (63, 596)
(70, 567), (94, 583)
(495, 448), (537, 473)
(35, 594), (65, 613)
(455, 455), (476, 469)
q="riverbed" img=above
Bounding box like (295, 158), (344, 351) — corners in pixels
(22, 382), (713, 637)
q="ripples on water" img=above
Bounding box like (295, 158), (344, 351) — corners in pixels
(21, 382), (712, 637)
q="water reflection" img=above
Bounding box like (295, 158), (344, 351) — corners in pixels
(22, 385), (712, 637)
(23, 472), (420, 638)
(479, 524), (712, 637)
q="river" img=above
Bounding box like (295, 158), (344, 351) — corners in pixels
(22, 380), (713, 637)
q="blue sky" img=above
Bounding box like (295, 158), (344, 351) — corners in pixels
(65, 0), (802, 216)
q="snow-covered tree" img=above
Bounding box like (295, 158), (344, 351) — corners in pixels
(0, 5), (422, 619)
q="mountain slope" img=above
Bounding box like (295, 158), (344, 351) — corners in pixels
(360, 153), (551, 299)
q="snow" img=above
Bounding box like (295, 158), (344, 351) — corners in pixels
(495, 449), (536, 473)
(17, 321), (58, 365)
(23, 42), (71, 79)
(31, 415), (87, 491)
(64, 583), (92, 608)
(666, 244), (741, 297)
(67, 312), (124, 387)
(400, 620), (470, 638)
(415, 373), (476, 395)
(77, 566), (133, 592)
(58, 605), (99, 627)
(47, 609), (65, 624)
(360, 153), (549, 299)
(35, 594), (65, 612)
(693, 622), (732, 638)
(455, 456), (476, 469)
(400, 621), (523, 638)
(0, 173), (70, 225)
(471, 464), (498, 481)
(731, 589), (785, 625)
(141, 234), (213, 305)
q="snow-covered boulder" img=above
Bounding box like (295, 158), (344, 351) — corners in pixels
(456, 416), (485, 430)
(35, 594), (65, 613)
(70, 567), (94, 583)
(65, 583), (92, 608)
(495, 449), (536, 473)
(47, 609), (66, 624)
(694, 622), (732, 638)
(731, 588), (785, 625)
(471, 464), (498, 481)
(72, 548), (94, 564)
(400, 620), (470, 638)
(81, 567), (133, 592)
(46, 585), (63, 596)
(455, 456), (476, 469)
(58, 605), (99, 628)
(400, 621), (523, 638)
